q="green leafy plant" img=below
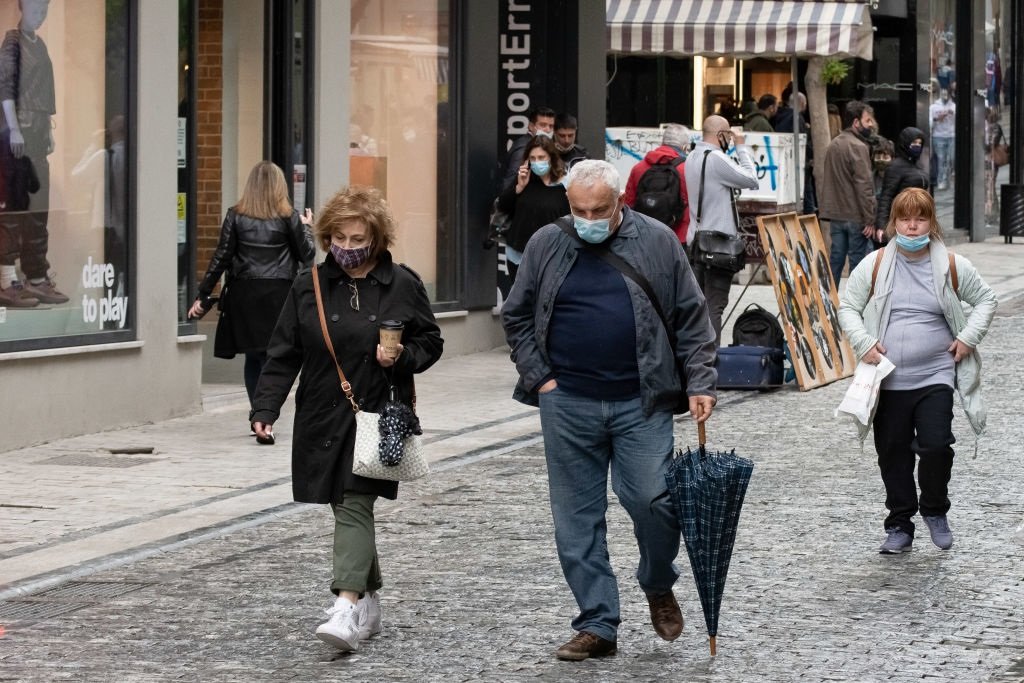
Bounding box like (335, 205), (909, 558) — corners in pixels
(821, 59), (850, 86)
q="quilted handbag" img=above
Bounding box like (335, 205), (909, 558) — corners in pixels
(351, 409), (429, 481)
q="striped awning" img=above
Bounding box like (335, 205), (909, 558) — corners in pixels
(607, 0), (874, 60)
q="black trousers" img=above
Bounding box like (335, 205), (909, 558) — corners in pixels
(690, 247), (733, 347)
(0, 126), (50, 279)
(872, 384), (955, 535)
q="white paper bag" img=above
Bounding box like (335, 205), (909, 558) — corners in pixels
(835, 356), (895, 426)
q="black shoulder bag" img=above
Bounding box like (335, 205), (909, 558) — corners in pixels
(693, 150), (747, 273)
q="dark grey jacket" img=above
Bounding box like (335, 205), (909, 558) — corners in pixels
(501, 207), (717, 416)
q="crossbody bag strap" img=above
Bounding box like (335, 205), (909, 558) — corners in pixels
(555, 217), (677, 350)
(948, 251), (958, 294)
(696, 150), (711, 226)
(311, 263), (359, 412)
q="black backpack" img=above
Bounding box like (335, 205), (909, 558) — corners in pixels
(634, 156), (686, 227)
(732, 303), (785, 350)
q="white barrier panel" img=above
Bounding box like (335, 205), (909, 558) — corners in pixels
(605, 127), (806, 205)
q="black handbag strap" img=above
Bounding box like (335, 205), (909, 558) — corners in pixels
(696, 150), (711, 226)
(555, 216), (677, 352)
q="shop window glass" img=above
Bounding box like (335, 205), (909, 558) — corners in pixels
(0, 0), (131, 351)
(177, 0), (194, 324)
(350, 0), (453, 303)
(983, 0), (1010, 231)
(927, 0), (956, 225)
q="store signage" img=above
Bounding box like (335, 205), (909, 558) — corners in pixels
(498, 0), (537, 157)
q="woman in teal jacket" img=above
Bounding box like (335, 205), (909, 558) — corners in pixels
(838, 188), (997, 555)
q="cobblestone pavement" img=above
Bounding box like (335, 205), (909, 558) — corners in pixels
(2, 305), (1023, 681)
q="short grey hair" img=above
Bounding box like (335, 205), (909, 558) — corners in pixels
(661, 123), (689, 149)
(565, 159), (620, 193)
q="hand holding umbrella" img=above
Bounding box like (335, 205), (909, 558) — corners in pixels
(665, 421), (754, 656)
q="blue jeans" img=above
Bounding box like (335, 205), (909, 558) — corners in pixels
(829, 220), (870, 287)
(538, 388), (680, 641)
(932, 136), (954, 187)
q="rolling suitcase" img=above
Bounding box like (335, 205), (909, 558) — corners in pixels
(715, 345), (784, 389)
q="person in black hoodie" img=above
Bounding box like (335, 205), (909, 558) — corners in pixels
(873, 127), (930, 245)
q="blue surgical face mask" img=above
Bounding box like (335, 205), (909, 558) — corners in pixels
(530, 160), (550, 177)
(573, 215), (612, 244)
(895, 233), (930, 252)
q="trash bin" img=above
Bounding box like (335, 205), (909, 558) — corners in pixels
(1000, 183), (1024, 238)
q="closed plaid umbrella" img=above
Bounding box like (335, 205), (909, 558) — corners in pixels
(665, 422), (754, 656)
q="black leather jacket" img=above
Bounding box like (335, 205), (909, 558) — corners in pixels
(198, 208), (315, 301)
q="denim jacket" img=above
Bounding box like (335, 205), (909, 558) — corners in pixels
(501, 207), (717, 417)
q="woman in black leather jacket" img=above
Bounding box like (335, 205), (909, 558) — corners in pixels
(874, 127), (930, 244)
(188, 161), (314, 429)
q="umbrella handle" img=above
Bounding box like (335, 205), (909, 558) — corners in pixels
(698, 421), (706, 447)
(710, 635), (717, 656)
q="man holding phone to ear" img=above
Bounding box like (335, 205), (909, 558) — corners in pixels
(683, 115), (759, 345)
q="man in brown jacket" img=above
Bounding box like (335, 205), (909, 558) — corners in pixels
(819, 100), (877, 287)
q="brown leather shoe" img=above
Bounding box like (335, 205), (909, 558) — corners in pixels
(647, 591), (683, 641)
(554, 631), (617, 661)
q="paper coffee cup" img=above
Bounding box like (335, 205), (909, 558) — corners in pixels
(379, 320), (404, 358)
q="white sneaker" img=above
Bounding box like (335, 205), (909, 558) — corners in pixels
(315, 597), (360, 651)
(357, 591), (382, 640)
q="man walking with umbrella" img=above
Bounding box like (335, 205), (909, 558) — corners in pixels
(502, 159), (718, 661)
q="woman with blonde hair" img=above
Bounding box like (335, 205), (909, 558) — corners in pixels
(188, 161), (314, 435)
(839, 187), (997, 554)
(250, 185), (443, 651)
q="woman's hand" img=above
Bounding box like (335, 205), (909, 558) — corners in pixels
(376, 343), (403, 368)
(861, 341), (887, 365)
(187, 299), (207, 320)
(515, 161), (530, 194)
(300, 208), (314, 225)
(948, 339), (974, 362)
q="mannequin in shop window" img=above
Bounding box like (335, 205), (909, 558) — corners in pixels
(0, 0), (68, 308)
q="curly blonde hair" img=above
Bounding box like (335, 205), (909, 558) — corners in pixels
(884, 187), (944, 242)
(312, 185), (396, 256)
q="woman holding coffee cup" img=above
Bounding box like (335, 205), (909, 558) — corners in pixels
(249, 186), (443, 653)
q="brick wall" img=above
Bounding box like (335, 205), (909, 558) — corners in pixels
(195, 1), (223, 285)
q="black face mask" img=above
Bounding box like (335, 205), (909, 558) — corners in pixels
(717, 133), (731, 153)
(855, 124), (874, 142)
(907, 145), (923, 162)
